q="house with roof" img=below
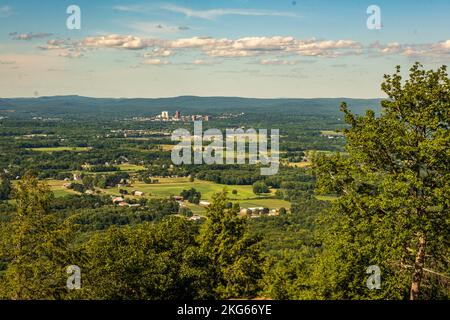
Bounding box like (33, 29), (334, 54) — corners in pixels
(112, 196), (124, 203)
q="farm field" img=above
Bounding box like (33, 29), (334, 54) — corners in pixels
(35, 179), (79, 198)
(45, 177), (287, 210)
(117, 163), (147, 172)
(285, 149), (336, 168)
(98, 178), (263, 201)
(159, 144), (174, 151)
(184, 202), (207, 215)
(320, 130), (344, 136)
(61, 163), (147, 175)
(11, 179), (77, 198)
(287, 161), (311, 168)
(29, 147), (92, 153)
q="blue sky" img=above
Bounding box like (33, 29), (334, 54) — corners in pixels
(0, 0), (449, 98)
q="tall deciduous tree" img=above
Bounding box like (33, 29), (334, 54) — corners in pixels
(0, 173), (75, 299)
(199, 190), (264, 299)
(0, 175), (12, 200)
(313, 63), (450, 300)
(79, 216), (211, 300)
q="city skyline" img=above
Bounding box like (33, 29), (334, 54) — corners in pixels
(0, 0), (449, 98)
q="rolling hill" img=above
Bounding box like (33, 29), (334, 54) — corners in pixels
(0, 96), (383, 119)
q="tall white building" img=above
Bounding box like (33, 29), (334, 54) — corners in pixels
(161, 111), (169, 119)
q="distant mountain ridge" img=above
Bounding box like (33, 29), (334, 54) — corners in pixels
(0, 96), (383, 119)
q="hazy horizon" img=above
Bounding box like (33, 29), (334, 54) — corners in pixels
(1, 0), (449, 98)
(1, 94), (386, 100)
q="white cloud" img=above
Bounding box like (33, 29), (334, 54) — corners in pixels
(439, 40), (450, 50)
(370, 40), (450, 59)
(292, 39), (362, 57)
(234, 36), (296, 49)
(34, 33), (450, 65)
(13, 32), (53, 40)
(114, 3), (299, 20)
(161, 4), (299, 20)
(81, 34), (156, 50)
(35, 34), (364, 59)
(38, 39), (73, 50)
(144, 48), (172, 58)
(168, 36), (361, 58)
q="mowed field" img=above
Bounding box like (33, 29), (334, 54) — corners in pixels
(10, 179), (78, 198)
(98, 177), (259, 201)
(117, 163), (147, 172)
(320, 130), (344, 136)
(45, 177), (291, 211)
(287, 161), (311, 168)
(46, 179), (79, 197)
(286, 149), (347, 168)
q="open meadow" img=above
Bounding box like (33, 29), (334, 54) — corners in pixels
(45, 176), (291, 212)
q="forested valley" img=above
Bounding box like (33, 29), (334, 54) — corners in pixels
(0, 64), (448, 300)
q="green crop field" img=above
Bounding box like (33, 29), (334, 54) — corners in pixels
(44, 173), (291, 215)
(320, 130), (344, 136)
(117, 163), (147, 172)
(45, 180), (78, 197)
(97, 177), (263, 200)
(45, 177), (286, 210)
(184, 202), (207, 215)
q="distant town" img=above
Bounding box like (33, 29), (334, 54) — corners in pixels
(128, 111), (245, 122)
(128, 111), (210, 122)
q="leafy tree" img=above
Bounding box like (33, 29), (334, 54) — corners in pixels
(0, 176), (12, 200)
(181, 188), (201, 204)
(0, 173), (76, 299)
(179, 206), (193, 217)
(199, 190), (264, 299)
(79, 217), (210, 299)
(82, 175), (95, 190)
(313, 63), (450, 300)
(252, 181), (269, 194)
(69, 183), (86, 193)
(262, 248), (316, 300)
